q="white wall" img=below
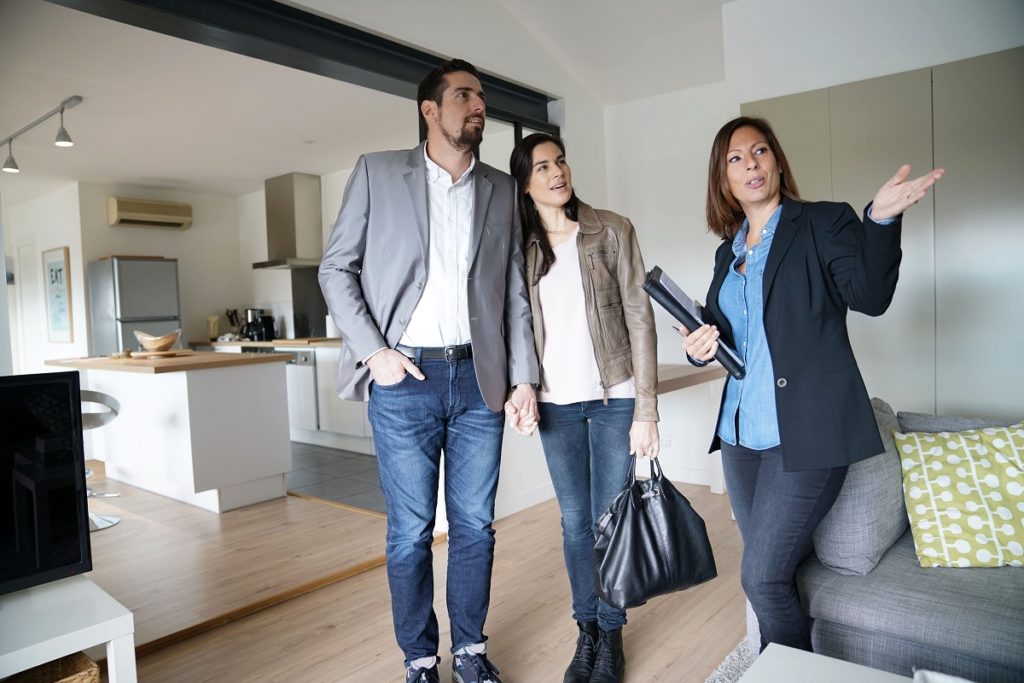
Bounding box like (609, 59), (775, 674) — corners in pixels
(605, 81), (732, 362)
(722, 0), (1024, 107)
(320, 167), (352, 249)
(77, 183), (248, 347)
(238, 189), (266, 301)
(4, 183), (87, 372)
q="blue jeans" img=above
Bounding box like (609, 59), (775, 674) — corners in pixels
(538, 399), (635, 631)
(721, 442), (847, 651)
(368, 357), (504, 665)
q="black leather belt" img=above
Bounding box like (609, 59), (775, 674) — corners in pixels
(396, 343), (473, 362)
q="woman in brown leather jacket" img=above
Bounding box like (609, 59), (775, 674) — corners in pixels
(507, 133), (659, 683)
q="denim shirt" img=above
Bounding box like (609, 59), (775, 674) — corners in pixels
(716, 205), (783, 449)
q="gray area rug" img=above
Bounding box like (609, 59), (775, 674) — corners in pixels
(705, 641), (756, 683)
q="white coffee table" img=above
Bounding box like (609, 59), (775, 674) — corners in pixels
(0, 575), (137, 682)
(740, 644), (911, 682)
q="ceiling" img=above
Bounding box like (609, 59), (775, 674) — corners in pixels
(287, 0), (728, 103)
(495, 0), (726, 103)
(0, 0), (418, 205)
(0, 0), (729, 208)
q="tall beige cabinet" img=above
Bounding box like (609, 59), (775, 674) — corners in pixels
(932, 48), (1024, 418)
(741, 46), (1022, 420)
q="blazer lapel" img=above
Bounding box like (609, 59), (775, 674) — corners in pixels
(469, 165), (493, 265)
(403, 144), (430, 264)
(763, 199), (803, 304)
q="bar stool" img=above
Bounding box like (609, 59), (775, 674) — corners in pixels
(81, 390), (121, 531)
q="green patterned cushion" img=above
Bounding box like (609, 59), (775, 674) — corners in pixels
(895, 422), (1024, 568)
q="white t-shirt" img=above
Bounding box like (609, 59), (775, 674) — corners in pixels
(537, 226), (635, 404)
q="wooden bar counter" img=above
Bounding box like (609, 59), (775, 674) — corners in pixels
(47, 352), (293, 513)
(48, 350), (295, 373)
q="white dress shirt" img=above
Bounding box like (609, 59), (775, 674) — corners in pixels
(399, 147), (475, 348)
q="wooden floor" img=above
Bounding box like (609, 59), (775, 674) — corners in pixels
(133, 482), (744, 682)
(85, 461), (388, 655)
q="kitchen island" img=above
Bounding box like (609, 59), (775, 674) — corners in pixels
(47, 352), (293, 513)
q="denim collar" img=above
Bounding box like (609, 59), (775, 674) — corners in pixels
(732, 203), (784, 258)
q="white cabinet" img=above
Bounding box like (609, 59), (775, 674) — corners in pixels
(315, 346), (371, 438)
(285, 349), (318, 431)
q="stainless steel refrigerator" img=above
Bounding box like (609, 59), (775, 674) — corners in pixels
(87, 257), (181, 356)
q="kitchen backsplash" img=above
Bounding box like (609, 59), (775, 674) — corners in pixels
(252, 267), (326, 339)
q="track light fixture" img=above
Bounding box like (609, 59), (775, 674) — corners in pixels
(0, 95), (83, 174)
(3, 142), (19, 174)
(55, 109), (74, 148)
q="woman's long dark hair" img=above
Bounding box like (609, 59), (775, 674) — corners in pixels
(509, 133), (580, 283)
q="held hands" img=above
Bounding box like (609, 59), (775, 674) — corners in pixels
(677, 324), (719, 362)
(630, 421), (660, 459)
(870, 164), (945, 221)
(366, 349), (425, 386)
(504, 384), (539, 436)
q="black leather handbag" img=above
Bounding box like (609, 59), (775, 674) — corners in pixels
(594, 457), (717, 609)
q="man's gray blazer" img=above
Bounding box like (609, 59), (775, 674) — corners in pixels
(318, 143), (538, 412)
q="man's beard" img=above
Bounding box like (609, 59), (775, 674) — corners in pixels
(443, 120), (484, 151)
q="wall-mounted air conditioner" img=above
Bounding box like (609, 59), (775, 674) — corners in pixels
(107, 196), (193, 229)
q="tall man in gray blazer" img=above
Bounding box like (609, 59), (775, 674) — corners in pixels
(319, 59), (538, 683)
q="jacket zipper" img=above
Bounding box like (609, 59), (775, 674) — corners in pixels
(576, 231), (610, 404)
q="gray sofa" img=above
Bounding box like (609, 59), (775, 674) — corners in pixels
(793, 399), (1024, 682)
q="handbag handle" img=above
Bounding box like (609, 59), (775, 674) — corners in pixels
(623, 455), (638, 487)
(648, 456), (665, 481)
(620, 455), (667, 509)
(622, 455), (665, 486)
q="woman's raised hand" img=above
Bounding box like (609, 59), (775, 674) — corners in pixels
(870, 164), (945, 221)
(678, 324), (719, 362)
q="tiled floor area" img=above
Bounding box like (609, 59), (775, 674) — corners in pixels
(286, 442), (386, 514)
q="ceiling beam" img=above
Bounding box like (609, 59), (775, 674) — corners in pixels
(44, 0), (555, 129)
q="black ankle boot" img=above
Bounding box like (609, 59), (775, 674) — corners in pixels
(590, 627), (625, 683)
(562, 620), (598, 683)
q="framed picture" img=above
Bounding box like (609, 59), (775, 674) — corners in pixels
(42, 247), (73, 343)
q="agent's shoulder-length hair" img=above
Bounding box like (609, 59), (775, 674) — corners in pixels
(705, 116), (801, 240)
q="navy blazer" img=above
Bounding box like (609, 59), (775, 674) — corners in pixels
(702, 199), (901, 471)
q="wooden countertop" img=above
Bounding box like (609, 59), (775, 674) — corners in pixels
(146, 350), (722, 387)
(46, 351), (295, 374)
(189, 338), (340, 348)
(656, 363), (727, 394)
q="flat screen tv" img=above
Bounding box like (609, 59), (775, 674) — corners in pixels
(0, 370), (92, 597)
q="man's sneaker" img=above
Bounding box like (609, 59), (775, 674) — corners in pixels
(406, 657), (440, 683)
(452, 651), (502, 683)
(563, 621), (599, 682)
(590, 628), (625, 683)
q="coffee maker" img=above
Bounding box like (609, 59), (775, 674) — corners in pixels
(240, 308), (267, 341)
(260, 314), (276, 342)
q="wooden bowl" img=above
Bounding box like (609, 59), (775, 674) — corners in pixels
(133, 328), (181, 352)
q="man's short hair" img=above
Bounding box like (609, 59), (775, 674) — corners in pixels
(417, 58), (481, 125)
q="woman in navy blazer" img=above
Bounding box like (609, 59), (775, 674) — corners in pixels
(680, 116), (943, 651)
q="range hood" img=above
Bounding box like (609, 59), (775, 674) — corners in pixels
(253, 172), (322, 269)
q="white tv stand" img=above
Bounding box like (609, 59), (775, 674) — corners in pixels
(0, 575), (136, 681)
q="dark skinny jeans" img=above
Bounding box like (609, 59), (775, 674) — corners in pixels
(721, 442), (847, 651)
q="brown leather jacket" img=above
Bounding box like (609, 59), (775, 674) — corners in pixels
(524, 202), (658, 422)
